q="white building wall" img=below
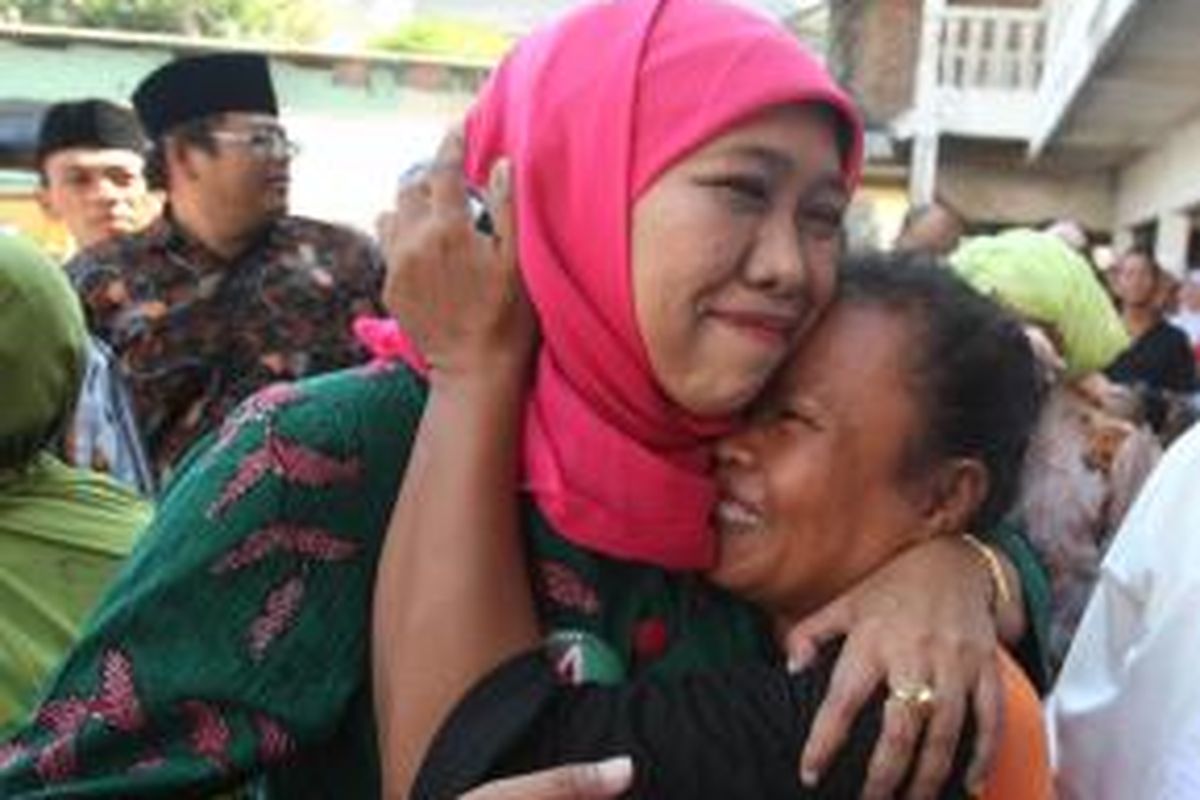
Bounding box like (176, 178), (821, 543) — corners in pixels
(939, 162), (1114, 231)
(1113, 108), (1200, 274)
(1115, 109), (1200, 229)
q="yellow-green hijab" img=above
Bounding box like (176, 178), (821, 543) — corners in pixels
(0, 232), (87, 468)
(951, 229), (1129, 378)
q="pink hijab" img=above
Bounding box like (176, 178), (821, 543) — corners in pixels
(360, 0), (863, 569)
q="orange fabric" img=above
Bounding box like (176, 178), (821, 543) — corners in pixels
(980, 651), (1054, 800)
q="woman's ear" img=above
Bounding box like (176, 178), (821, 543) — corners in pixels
(920, 459), (990, 537)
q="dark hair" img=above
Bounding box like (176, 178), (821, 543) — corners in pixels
(837, 251), (1044, 532)
(144, 115), (219, 190)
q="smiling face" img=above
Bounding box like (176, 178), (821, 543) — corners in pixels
(631, 104), (848, 416)
(705, 301), (932, 618)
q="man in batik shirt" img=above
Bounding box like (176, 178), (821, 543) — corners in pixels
(67, 53), (384, 483)
(36, 99), (160, 495)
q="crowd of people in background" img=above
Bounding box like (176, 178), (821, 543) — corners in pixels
(1, 0), (1198, 798)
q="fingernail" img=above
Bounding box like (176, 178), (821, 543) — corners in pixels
(593, 755), (634, 791)
(801, 766), (819, 787)
(491, 159), (510, 195)
(786, 649), (813, 674)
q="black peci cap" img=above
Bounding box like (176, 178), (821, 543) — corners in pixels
(35, 99), (146, 169)
(132, 53), (278, 139)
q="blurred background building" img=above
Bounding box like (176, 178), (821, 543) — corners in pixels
(831, 0), (1200, 272)
(1, 0), (1198, 268)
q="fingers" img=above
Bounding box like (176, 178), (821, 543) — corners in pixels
(460, 756), (634, 800)
(861, 693), (928, 800)
(964, 654), (1003, 794)
(903, 664), (966, 800)
(784, 598), (852, 673)
(487, 159), (517, 274)
(799, 631), (882, 788)
(428, 125), (470, 215)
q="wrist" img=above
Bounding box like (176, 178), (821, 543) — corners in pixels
(428, 356), (531, 397)
(959, 535), (1025, 643)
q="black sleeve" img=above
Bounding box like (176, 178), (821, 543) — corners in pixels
(414, 647), (974, 800)
(1162, 327), (1198, 393)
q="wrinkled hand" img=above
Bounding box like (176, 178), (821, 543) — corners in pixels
(786, 537), (1002, 800)
(378, 126), (536, 382)
(461, 757), (634, 800)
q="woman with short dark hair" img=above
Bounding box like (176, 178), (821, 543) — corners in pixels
(404, 253), (1052, 799)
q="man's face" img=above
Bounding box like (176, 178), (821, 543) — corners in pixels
(38, 148), (157, 248)
(182, 112), (293, 236)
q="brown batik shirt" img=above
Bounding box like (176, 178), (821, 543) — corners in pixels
(66, 212), (385, 483)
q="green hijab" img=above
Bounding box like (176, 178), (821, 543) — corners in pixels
(0, 232), (87, 468)
(951, 229), (1129, 378)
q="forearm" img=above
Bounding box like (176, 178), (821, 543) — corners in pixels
(372, 370), (539, 798)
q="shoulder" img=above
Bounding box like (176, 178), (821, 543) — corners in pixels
(214, 360), (428, 465)
(64, 228), (156, 286)
(0, 454), (148, 557)
(278, 216), (379, 255)
(1150, 320), (1190, 346)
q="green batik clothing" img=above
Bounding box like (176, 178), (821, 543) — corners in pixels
(0, 363), (1049, 797)
(0, 363), (770, 799)
(66, 213), (385, 485)
(0, 454), (151, 736)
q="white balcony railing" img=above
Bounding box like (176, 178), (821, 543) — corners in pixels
(937, 6), (1046, 92)
(907, 4), (1048, 141)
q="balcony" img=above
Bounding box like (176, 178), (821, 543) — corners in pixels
(921, 4), (1046, 140)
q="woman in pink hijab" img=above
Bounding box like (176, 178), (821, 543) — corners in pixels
(372, 0), (1045, 797)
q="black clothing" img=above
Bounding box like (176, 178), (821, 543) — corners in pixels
(415, 647), (973, 800)
(1106, 320), (1196, 430)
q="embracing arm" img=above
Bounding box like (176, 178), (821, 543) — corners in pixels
(370, 134), (540, 798)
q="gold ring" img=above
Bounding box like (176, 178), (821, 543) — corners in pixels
(889, 682), (937, 710)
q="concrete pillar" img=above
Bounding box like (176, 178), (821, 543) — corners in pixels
(909, 133), (941, 205)
(1113, 227), (1135, 255)
(909, 0), (946, 204)
(1156, 210), (1191, 277)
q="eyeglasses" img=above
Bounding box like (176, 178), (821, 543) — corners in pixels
(209, 127), (300, 161)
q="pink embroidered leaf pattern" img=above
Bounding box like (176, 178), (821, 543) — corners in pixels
(536, 561), (601, 615)
(248, 576), (306, 660)
(94, 649), (144, 732)
(212, 383), (304, 452)
(211, 524), (360, 575)
(0, 741), (29, 770)
(28, 648), (146, 784)
(208, 436), (362, 518)
(182, 701), (231, 772)
(254, 713), (295, 764)
(35, 699), (90, 735)
(35, 737), (76, 784)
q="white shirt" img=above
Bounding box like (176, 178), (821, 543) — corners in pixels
(1047, 423), (1200, 799)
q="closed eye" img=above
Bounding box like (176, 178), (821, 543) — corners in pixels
(797, 204), (845, 241)
(777, 402), (825, 431)
(697, 174), (771, 211)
